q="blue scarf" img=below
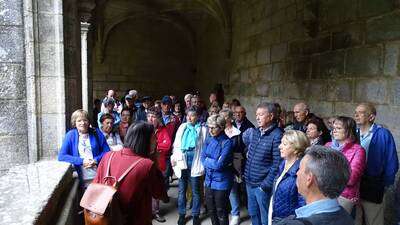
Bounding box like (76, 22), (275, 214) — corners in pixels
(330, 139), (345, 151)
(181, 123), (200, 153)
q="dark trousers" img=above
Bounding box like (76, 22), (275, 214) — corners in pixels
(205, 187), (230, 225)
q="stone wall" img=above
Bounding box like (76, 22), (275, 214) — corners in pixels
(229, 0), (400, 142)
(91, 17), (196, 100)
(228, 0), (400, 223)
(195, 16), (230, 101)
(0, 0), (29, 171)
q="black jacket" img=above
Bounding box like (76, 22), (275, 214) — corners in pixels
(234, 117), (255, 133)
(274, 207), (354, 225)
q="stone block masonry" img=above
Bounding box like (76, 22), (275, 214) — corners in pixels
(0, 0), (29, 171)
(228, 1), (400, 223)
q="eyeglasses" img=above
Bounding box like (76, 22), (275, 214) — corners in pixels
(208, 126), (220, 130)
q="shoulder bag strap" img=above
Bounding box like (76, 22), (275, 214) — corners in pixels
(106, 151), (116, 177)
(117, 158), (144, 183)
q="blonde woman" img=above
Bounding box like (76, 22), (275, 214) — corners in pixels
(268, 130), (309, 224)
(58, 109), (110, 187)
(220, 109), (242, 225)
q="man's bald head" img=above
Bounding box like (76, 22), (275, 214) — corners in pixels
(107, 89), (115, 98)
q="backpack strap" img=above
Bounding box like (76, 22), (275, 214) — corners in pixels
(106, 151), (116, 177)
(116, 158), (144, 184)
(104, 152), (144, 187)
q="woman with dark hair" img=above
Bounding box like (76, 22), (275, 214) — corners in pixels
(171, 106), (208, 225)
(325, 116), (366, 213)
(100, 113), (123, 151)
(58, 109), (110, 188)
(147, 107), (172, 222)
(173, 100), (184, 124)
(93, 122), (169, 225)
(119, 107), (133, 142)
(306, 118), (331, 145)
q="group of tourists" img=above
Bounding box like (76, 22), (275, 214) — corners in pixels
(58, 89), (400, 225)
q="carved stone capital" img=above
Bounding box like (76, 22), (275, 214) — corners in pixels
(79, 0), (96, 22)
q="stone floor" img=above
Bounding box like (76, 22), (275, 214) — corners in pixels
(153, 180), (252, 225)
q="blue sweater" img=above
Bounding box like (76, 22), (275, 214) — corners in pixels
(58, 128), (110, 179)
(243, 123), (283, 191)
(272, 160), (306, 219)
(363, 124), (399, 186)
(201, 133), (234, 191)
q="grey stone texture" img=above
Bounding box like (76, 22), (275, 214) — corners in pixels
(0, 0), (28, 171)
(228, 1), (400, 223)
(0, 160), (72, 225)
(0, 0), (23, 26)
(0, 26), (24, 63)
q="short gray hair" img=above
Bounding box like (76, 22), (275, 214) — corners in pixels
(219, 109), (234, 121)
(304, 145), (350, 199)
(207, 114), (226, 129)
(256, 102), (278, 122)
(184, 94), (193, 101)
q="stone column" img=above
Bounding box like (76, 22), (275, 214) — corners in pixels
(79, 0), (95, 117)
(81, 22), (90, 111)
(24, 0), (66, 161)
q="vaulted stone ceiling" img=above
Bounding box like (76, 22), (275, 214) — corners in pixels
(90, 0), (233, 63)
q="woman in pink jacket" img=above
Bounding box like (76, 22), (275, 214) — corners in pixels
(325, 116), (366, 214)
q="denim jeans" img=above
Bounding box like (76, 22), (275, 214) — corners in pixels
(229, 181), (240, 216)
(178, 169), (201, 216)
(246, 184), (270, 225)
(206, 187), (230, 225)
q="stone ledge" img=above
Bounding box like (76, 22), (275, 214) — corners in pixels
(0, 160), (73, 225)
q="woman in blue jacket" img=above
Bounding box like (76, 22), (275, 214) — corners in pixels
(58, 109), (110, 188)
(268, 130), (309, 224)
(201, 114), (233, 225)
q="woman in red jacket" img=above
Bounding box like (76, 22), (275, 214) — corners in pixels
(325, 116), (366, 214)
(93, 122), (168, 225)
(147, 107), (172, 222)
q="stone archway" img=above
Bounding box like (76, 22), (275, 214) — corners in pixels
(86, 0), (233, 102)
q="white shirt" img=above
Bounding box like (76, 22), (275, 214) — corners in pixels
(78, 133), (97, 182)
(101, 130), (123, 151)
(225, 125), (241, 138)
(78, 133), (94, 160)
(268, 167), (289, 224)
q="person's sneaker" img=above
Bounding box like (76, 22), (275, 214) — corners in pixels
(229, 215), (240, 225)
(178, 214), (185, 225)
(153, 213), (166, 223)
(193, 216), (200, 225)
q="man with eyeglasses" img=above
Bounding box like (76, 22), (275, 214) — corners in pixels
(234, 106), (255, 133)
